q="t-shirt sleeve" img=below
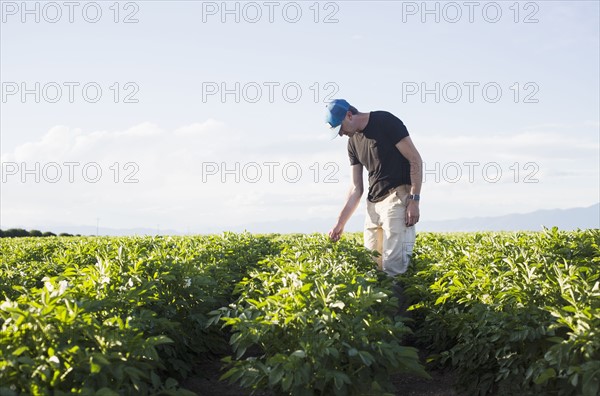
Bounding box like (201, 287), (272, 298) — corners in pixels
(387, 113), (409, 145)
(348, 139), (360, 166)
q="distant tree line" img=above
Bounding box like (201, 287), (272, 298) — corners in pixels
(0, 229), (81, 238)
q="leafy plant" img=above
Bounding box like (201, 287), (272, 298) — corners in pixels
(399, 228), (600, 395)
(210, 235), (428, 395)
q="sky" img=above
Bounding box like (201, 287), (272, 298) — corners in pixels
(1, 0), (599, 234)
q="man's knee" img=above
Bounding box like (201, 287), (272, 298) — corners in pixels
(382, 241), (414, 276)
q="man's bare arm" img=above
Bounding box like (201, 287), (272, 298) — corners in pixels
(329, 164), (364, 241)
(395, 136), (422, 226)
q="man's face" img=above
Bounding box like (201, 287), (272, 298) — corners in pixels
(338, 112), (357, 138)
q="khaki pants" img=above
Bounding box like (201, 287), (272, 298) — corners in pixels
(364, 185), (416, 277)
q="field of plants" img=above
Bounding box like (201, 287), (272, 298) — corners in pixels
(0, 229), (598, 395)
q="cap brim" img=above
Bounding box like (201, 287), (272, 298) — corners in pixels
(329, 124), (341, 139)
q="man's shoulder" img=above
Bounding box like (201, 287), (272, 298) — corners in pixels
(371, 110), (400, 122)
(364, 111), (405, 136)
(367, 110), (409, 142)
(371, 110), (393, 116)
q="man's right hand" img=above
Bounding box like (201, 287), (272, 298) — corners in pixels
(328, 223), (344, 242)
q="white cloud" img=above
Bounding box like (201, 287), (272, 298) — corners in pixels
(419, 127), (599, 164)
(174, 119), (225, 136)
(408, 124), (600, 219)
(0, 121), (351, 231)
(1, 119), (597, 231)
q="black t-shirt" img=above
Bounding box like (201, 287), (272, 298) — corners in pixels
(348, 111), (411, 202)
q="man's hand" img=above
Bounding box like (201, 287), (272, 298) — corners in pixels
(405, 200), (420, 227)
(328, 223), (344, 242)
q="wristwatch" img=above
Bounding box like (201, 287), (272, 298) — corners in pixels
(408, 194), (420, 201)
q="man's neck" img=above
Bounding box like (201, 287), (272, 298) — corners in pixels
(356, 112), (370, 133)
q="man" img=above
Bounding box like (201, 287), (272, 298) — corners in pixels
(326, 99), (423, 277)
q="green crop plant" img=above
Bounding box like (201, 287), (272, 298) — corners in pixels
(399, 228), (599, 396)
(210, 235), (428, 395)
(1, 229), (597, 395)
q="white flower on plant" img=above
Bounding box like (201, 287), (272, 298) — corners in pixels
(44, 279), (69, 297)
(44, 281), (54, 293)
(183, 278), (192, 288)
(58, 280), (69, 295)
(0, 300), (16, 310)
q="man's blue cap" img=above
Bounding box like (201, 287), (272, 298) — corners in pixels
(325, 99), (350, 139)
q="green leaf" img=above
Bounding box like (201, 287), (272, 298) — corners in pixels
(219, 368), (238, 382)
(534, 368), (556, 385)
(90, 361), (102, 374)
(358, 351), (375, 366)
(235, 346), (247, 359)
(12, 346), (28, 357)
(570, 373), (579, 387)
(333, 371), (351, 389)
(165, 377), (179, 389)
(291, 350), (306, 358)
(282, 374), (293, 392)
(583, 372), (599, 396)
(124, 366), (147, 381)
(147, 335), (174, 345)
(269, 365), (284, 386)
(452, 277), (464, 288)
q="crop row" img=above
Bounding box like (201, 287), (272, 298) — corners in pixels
(0, 233), (279, 395)
(209, 235), (427, 395)
(0, 233), (425, 395)
(400, 228), (600, 396)
(2, 229), (598, 396)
